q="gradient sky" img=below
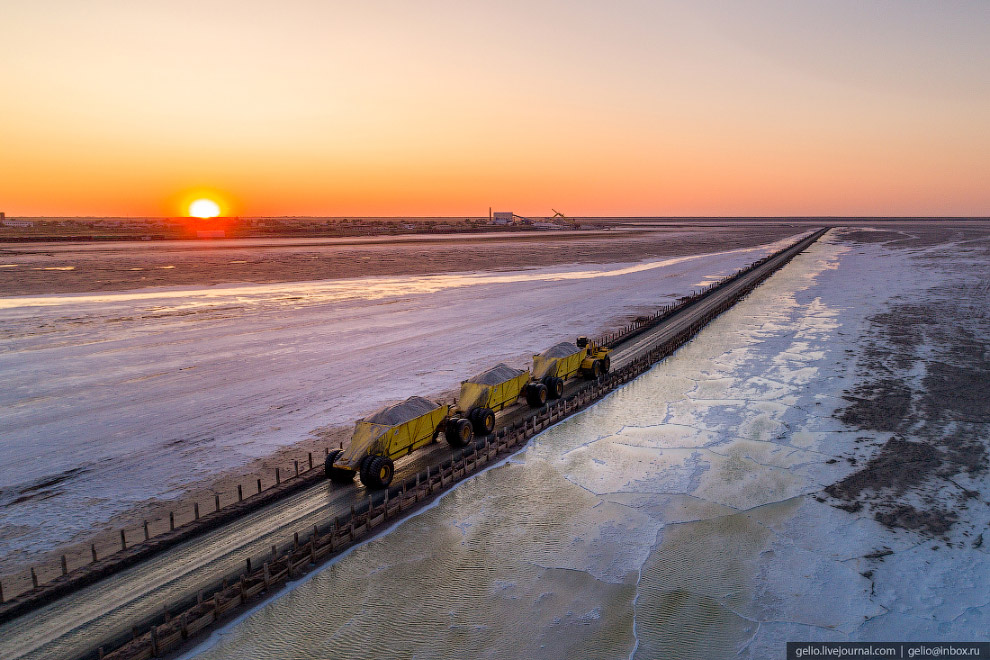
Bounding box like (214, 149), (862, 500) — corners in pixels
(1, 1), (988, 217)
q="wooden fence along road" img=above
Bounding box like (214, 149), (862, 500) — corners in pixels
(0, 228), (830, 660)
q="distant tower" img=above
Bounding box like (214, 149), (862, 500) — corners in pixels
(0, 212), (5, 223)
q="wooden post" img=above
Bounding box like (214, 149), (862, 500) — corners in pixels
(294, 532), (299, 549)
(275, 468), (281, 485)
(169, 511), (175, 531)
(271, 544), (277, 560)
(308, 452), (313, 470)
(150, 625), (159, 656)
(294, 460), (299, 477)
(0, 579), (4, 603)
(61, 554), (68, 576)
(180, 613), (189, 639)
(197, 589), (203, 605)
(91, 544), (98, 562)
(257, 478), (262, 494)
(144, 520), (150, 540)
(237, 484), (243, 502)
(246, 558), (252, 573)
(31, 567), (39, 588)
(215, 494), (221, 512)
(120, 529), (127, 551)
(263, 562), (271, 588)
(194, 503), (200, 520)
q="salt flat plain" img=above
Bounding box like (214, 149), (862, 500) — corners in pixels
(178, 225), (989, 660)
(0, 230), (803, 584)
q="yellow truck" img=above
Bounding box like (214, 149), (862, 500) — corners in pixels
(325, 396), (464, 489)
(450, 363), (549, 437)
(325, 337), (611, 490)
(531, 336), (611, 398)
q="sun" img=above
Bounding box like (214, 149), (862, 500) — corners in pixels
(189, 199), (221, 218)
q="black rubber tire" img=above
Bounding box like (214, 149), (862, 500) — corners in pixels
(545, 377), (564, 400)
(471, 407), (495, 435)
(590, 359), (603, 379)
(446, 417), (473, 447)
(525, 383), (548, 408)
(325, 450), (355, 484)
(359, 455), (394, 489)
(358, 454), (376, 485)
(601, 355), (611, 374)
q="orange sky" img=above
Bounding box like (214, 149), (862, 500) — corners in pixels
(2, 1), (988, 217)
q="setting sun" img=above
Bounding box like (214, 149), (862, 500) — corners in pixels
(189, 199), (221, 218)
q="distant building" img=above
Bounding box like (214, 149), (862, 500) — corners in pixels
(493, 212), (513, 225)
(532, 222), (565, 230)
(2, 219), (34, 228)
(0, 212), (4, 222)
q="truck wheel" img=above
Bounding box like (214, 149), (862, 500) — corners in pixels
(525, 383), (548, 408)
(591, 359), (603, 379)
(545, 377), (564, 400)
(446, 418), (473, 447)
(360, 456), (394, 489)
(325, 450), (355, 484)
(358, 454), (376, 485)
(601, 355), (611, 374)
(470, 407), (495, 435)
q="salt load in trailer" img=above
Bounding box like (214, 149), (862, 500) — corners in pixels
(450, 363), (545, 436)
(531, 336), (611, 399)
(325, 396), (455, 489)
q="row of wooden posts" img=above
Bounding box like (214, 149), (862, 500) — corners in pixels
(98, 229), (828, 660)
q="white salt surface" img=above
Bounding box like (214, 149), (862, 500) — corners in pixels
(180, 229), (988, 660)
(0, 237), (799, 560)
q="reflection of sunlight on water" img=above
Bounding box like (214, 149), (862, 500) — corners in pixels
(0, 238), (806, 312)
(1, 257), (695, 310)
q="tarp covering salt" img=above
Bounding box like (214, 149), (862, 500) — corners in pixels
(363, 396), (438, 426)
(540, 341), (581, 358)
(468, 363), (526, 385)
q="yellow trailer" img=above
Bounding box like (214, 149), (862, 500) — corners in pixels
(531, 337), (611, 399)
(325, 396), (462, 489)
(451, 363), (545, 437)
